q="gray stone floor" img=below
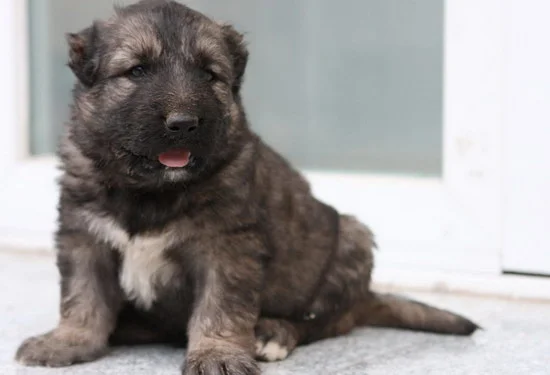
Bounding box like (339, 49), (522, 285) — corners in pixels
(1, 251), (549, 375)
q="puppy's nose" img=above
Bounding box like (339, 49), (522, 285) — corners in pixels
(165, 113), (199, 133)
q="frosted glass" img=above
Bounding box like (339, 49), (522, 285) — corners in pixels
(29, 0), (443, 176)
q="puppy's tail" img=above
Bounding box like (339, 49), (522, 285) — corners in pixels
(352, 292), (479, 335)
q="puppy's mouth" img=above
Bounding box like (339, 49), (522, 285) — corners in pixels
(158, 148), (192, 168)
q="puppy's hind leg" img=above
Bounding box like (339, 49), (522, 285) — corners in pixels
(254, 294), (479, 363)
(254, 319), (299, 362)
(254, 312), (357, 362)
(337, 215), (478, 335)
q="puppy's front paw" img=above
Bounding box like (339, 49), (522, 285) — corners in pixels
(15, 330), (106, 367)
(183, 348), (260, 375)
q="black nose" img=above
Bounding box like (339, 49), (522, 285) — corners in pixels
(165, 113), (199, 133)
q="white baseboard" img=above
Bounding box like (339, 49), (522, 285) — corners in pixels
(373, 267), (550, 302)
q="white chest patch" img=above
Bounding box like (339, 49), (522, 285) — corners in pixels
(83, 211), (179, 309)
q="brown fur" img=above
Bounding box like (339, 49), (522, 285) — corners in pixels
(15, 1), (478, 374)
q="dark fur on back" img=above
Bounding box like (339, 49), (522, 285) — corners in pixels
(15, 1), (478, 374)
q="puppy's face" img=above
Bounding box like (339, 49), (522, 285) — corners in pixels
(67, 0), (248, 186)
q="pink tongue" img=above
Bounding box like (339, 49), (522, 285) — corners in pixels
(158, 149), (191, 168)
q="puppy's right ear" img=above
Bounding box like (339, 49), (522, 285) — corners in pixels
(67, 24), (100, 87)
(221, 24), (248, 93)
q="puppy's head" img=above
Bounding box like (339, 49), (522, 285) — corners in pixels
(65, 0), (249, 187)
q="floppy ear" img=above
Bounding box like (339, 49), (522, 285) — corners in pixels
(221, 24), (248, 93)
(67, 24), (100, 87)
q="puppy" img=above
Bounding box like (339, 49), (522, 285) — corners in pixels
(15, 1), (478, 374)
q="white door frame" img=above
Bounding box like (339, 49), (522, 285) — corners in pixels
(0, 0), (28, 170)
(0, 0), (504, 268)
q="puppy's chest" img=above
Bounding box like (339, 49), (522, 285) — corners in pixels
(86, 212), (183, 309)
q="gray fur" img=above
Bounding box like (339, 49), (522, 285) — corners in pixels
(15, 1), (478, 374)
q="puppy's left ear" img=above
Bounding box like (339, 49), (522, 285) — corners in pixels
(221, 24), (248, 93)
(67, 23), (100, 87)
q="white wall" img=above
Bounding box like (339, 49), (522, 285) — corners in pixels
(502, 0), (550, 274)
(0, 0), (25, 171)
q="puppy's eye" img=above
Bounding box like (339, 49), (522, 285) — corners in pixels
(198, 69), (215, 82)
(127, 65), (147, 78)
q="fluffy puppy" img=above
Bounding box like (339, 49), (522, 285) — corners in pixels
(15, 1), (478, 374)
